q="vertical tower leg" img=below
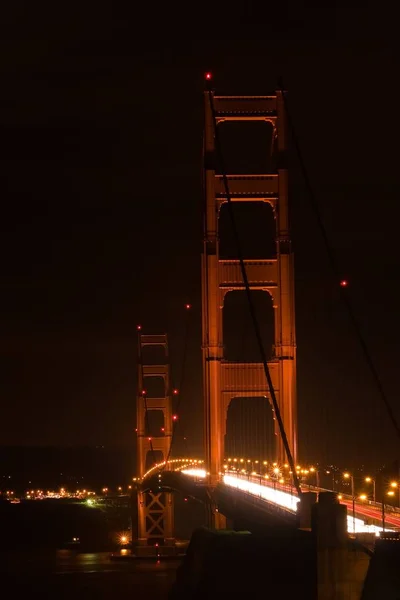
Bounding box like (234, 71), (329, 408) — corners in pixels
(135, 334), (175, 554)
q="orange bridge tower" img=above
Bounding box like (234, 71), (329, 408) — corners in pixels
(136, 333), (175, 552)
(202, 89), (297, 489)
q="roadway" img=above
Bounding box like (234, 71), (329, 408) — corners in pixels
(179, 468), (400, 534)
(220, 471), (400, 533)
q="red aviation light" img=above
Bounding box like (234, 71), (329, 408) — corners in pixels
(340, 280), (348, 288)
(172, 415), (178, 421)
(160, 427), (165, 432)
(148, 437), (152, 442)
(205, 72), (212, 81)
(185, 303), (191, 310)
(173, 389), (179, 395)
(136, 324), (142, 331)
(141, 390), (147, 396)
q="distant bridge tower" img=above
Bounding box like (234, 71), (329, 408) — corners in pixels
(202, 89), (297, 489)
(136, 333), (175, 551)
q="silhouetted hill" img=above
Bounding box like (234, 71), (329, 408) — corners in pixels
(0, 446), (135, 492)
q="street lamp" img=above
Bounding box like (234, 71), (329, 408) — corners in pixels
(326, 470), (335, 491)
(390, 481), (399, 507)
(343, 472), (355, 534)
(309, 467), (320, 488)
(365, 477), (376, 503)
(273, 466), (280, 490)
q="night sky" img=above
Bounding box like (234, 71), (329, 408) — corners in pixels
(1, 4), (399, 470)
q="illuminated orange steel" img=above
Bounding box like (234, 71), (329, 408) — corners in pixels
(202, 91), (297, 498)
(136, 334), (174, 547)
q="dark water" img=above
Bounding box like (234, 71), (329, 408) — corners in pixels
(1, 550), (179, 598)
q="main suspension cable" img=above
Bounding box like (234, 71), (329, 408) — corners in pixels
(278, 78), (400, 443)
(161, 304), (192, 470)
(206, 84), (302, 496)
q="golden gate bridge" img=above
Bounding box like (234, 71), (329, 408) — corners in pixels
(133, 74), (400, 562)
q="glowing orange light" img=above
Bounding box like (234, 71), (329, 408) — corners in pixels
(340, 280), (348, 287)
(205, 72), (212, 80)
(148, 437), (152, 441)
(135, 428), (137, 432)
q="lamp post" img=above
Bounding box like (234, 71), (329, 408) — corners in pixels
(310, 467), (320, 488)
(365, 476), (376, 503)
(273, 467), (280, 491)
(343, 472), (355, 534)
(390, 481), (399, 508)
(326, 469), (335, 491)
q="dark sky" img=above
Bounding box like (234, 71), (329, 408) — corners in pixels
(1, 3), (399, 470)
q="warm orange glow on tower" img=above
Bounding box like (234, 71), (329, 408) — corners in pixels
(136, 333), (174, 547)
(202, 91), (297, 494)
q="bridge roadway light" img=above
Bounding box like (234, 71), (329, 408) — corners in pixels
(359, 494), (368, 502)
(309, 467), (320, 488)
(343, 472), (356, 534)
(390, 481), (400, 506)
(365, 477), (376, 503)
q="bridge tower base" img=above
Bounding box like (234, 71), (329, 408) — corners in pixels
(135, 333), (176, 554)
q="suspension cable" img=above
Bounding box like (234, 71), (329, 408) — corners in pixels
(206, 85), (302, 496)
(161, 304), (192, 470)
(277, 78), (400, 444)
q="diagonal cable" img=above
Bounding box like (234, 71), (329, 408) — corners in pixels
(277, 78), (400, 444)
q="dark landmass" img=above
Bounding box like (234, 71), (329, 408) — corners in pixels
(0, 445), (135, 492)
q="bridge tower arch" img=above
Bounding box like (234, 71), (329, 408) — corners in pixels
(136, 334), (175, 549)
(202, 89), (297, 491)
